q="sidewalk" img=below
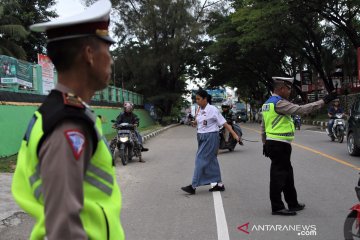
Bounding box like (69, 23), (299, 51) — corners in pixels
(0, 124), (179, 223)
(0, 173), (21, 222)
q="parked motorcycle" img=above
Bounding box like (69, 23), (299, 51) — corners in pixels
(326, 113), (346, 143)
(344, 174), (360, 240)
(111, 121), (142, 165)
(219, 117), (243, 152)
(293, 115), (301, 130)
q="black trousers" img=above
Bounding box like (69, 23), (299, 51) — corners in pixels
(266, 140), (299, 212)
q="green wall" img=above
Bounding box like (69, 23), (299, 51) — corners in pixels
(0, 105), (154, 157)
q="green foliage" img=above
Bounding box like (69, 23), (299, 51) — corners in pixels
(1, 0), (57, 62)
(0, 3), (28, 59)
(203, 0), (360, 105)
(109, 0), (209, 116)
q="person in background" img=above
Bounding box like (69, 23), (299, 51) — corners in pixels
(327, 99), (344, 136)
(115, 101), (149, 156)
(181, 89), (240, 194)
(262, 77), (337, 216)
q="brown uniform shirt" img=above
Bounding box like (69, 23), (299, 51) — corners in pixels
(261, 94), (325, 143)
(39, 84), (93, 239)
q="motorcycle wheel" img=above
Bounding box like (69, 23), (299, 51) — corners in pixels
(331, 136), (335, 142)
(344, 210), (360, 240)
(348, 132), (360, 156)
(113, 148), (120, 163)
(339, 134), (344, 143)
(120, 147), (128, 166)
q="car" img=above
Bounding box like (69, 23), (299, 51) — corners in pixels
(347, 99), (360, 156)
(233, 102), (248, 123)
(235, 110), (248, 123)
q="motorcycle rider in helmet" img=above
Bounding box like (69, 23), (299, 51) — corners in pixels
(115, 102), (149, 156)
(221, 100), (243, 145)
(327, 99), (344, 137)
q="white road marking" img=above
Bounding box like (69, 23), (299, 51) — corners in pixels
(211, 183), (230, 240)
(305, 130), (327, 134)
(305, 129), (347, 138)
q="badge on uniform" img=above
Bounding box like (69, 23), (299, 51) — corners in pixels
(203, 120), (207, 126)
(63, 93), (85, 109)
(64, 130), (85, 160)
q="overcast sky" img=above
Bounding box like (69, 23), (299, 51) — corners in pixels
(54, 0), (85, 18)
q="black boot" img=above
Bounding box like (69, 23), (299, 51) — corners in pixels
(181, 185), (196, 194)
(141, 146), (149, 152)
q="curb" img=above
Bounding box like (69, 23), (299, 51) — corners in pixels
(142, 124), (180, 143)
(302, 119), (328, 127)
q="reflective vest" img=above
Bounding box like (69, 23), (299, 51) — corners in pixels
(262, 96), (295, 141)
(12, 90), (125, 240)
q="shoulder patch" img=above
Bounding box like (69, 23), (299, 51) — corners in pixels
(64, 130), (86, 160)
(63, 93), (85, 109)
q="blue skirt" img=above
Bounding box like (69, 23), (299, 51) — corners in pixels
(192, 132), (222, 188)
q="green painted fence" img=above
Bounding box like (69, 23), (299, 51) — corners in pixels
(0, 105), (154, 157)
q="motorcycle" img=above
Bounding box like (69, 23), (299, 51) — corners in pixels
(293, 115), (301, 130)
(219, 117), (243, 152)
(344, 174), (360, 240)
(326, 113), (346, 143)
(110, 121), (142, 165)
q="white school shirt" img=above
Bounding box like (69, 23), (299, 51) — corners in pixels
(196, 104), (227, 134)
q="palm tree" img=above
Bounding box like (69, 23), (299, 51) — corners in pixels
(0, 3), (28, 59)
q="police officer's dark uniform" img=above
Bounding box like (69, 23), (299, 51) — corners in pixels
(261, 77), (337, 216)
(12, 1), (125, 239)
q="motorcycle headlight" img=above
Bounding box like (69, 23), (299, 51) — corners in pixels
(120, 137), (129, 142)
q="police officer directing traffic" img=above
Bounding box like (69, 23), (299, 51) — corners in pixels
(12, 1), (125, 239)
(262, 77), (337, 216)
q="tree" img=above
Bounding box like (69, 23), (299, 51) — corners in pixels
(105, 0), (217, 116)
(0, 2), (28, 59)
(4, 0), (57, 62)
(296, 0), (360, 48)
(202, 0), (344, 107)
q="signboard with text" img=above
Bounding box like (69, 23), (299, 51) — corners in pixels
(0, 55), (33, 87)
(38, 54), (55, 94)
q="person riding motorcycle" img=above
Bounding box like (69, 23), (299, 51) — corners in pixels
(115, 102), (149, 152)
(327, 99), (344, 136)
(221, 100), (243, 145)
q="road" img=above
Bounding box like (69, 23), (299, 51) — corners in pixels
(1, 123), (359, 240)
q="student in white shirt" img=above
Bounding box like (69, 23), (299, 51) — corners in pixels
(181, 89), (240, 194)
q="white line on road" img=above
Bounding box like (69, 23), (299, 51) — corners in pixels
(211, 183), (230, 240)
(305, 130), (327, 134)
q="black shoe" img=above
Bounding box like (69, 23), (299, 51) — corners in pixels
(272, 209), (297, 216)
(141, 147), (149, 152)
(209, 184), (225, 192)
(181, 185), (195, 194)
(289, 203), (306, 212)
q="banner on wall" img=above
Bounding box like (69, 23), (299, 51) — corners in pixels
(38, 54), (55, 94)
(0, 55), (33, 88)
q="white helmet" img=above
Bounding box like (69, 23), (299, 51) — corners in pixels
(221, 100), (232, 108)
(124, 101), (134, 112)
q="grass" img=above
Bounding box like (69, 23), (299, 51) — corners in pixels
(0, 154), (17, 173)
(0, 124), (163, 173)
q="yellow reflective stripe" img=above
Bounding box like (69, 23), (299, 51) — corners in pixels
(34, 184), (42, 200)
(271, 115), (283, 129)
(29, 165), (40, 186)
(29, 173), (40, 186)
(87, 164), (113, 185)
(84, 175), (112, 196)
(269, 132), (294, 137)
